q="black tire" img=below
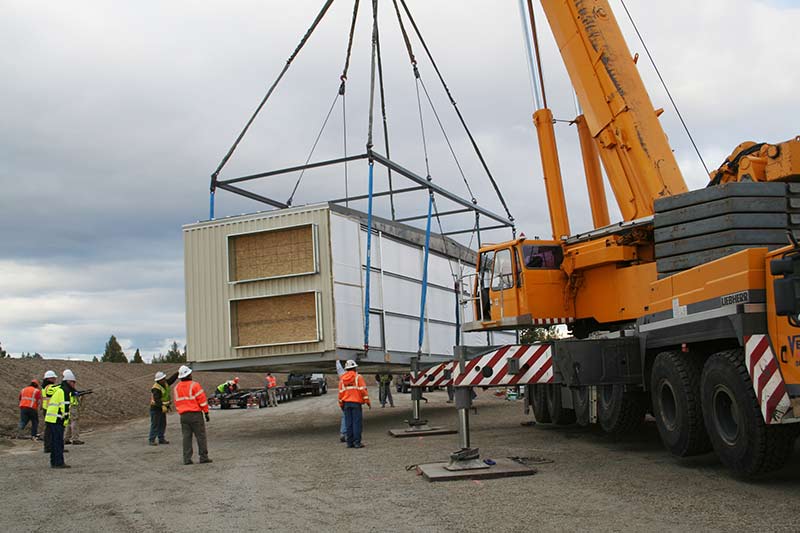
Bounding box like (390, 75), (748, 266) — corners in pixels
(312, 386), (321, 397)
(573, 387), (591, 427)
(545, 384), (576, 425)
(597, 384), (646, 435)
(650, 351), (712, 457)
(530, 384), (551, 423)
(701, 349), (799, 478)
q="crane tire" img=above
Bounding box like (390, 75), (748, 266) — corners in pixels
(572, 387), (591, 427)
(545, 384), (576, 425)
(597, 384), (646, 435)
(530, 384), (551, 423)
(701, 349), (799, 478)
(651, 351), (712, 457)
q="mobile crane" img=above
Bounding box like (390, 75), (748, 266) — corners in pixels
(459, 0), (800, 477)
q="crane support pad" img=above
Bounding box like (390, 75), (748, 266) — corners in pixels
(416, 459), (536, 482)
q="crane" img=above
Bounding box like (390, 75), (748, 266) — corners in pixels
(456, 0), (800, 477)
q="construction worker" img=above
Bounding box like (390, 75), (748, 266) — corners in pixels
(64, 373), (88, 446)
(174, 365), (212, 465)
(149, 370), (179, 446)
(336, 359), (346, 442)
(375, 372), (394, 408)
(17, 379), (41, 439)
(265, 372), (278, 407)
(41, 370), (58, 453)
(45, 369), (77, 468)
(216, 377), (239, 396)
(338, 360), (370, 448)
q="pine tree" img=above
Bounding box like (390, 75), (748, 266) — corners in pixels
(0, 342), (8, 359)
(101, 335), (128, 363)
(163, 341), (186, 363)
(92, 356), (99, 362)
(131, 349), (144, 364)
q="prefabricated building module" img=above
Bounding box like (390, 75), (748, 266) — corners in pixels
(183, 202), (514, 374)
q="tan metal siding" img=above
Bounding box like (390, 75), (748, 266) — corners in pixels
(184, 205), (335, 364)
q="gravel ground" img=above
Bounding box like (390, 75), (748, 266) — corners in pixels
(2, 388), (799, 532)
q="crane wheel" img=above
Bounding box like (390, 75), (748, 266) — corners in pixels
(545, 384), (576, 425)
(597, 384), (646, 435)
(530, 384), (551, 423)
(701, 349), (799, 478)
(572, 387), (591, 427)
(650, 351), (712, 457)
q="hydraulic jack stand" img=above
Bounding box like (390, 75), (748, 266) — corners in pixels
(388, 358), (456, 438)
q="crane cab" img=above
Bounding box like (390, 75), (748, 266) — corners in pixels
(466, 238), (573, 331)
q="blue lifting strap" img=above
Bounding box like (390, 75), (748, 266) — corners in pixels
(417, 192), (434, 352)
(363, 161), (375, 352)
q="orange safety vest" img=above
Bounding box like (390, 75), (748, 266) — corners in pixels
(338, 371), (370, 407)
(266, 375), (277, 389)
(174, 380), (209, 414)
(19, 386), (40, 409)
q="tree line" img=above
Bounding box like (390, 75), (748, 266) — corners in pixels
(0, 336), (186, 363)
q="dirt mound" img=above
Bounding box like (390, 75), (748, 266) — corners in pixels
(0, 359), (291, 437)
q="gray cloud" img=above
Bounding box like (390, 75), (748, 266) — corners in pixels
(1, 0), (798, 357)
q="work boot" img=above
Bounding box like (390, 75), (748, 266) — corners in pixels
(51, 464), (71, 469)
(183, 459), (193, 465)
(72, 439), (85, 445)
(158, 439), (169, 445)
(199, 458), (213, 464)
(340, 435), (346, 443)
(64, 439), (72, 445)
(353, 443), (365, 449)
(149, 441), (157, 446)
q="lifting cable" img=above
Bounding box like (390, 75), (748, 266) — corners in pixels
(374, 10), (397, 219)
(619, 0), (709, 175)
(341, 0), (361, 207)
(210, 0), (335, 189)
(398, 0), (515, 227)
(363, 0), (379, 354)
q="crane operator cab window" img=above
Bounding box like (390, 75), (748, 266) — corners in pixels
(491, 249), (514, 290)
(522, 245), (563, 269)
(477, 251), (494, 320)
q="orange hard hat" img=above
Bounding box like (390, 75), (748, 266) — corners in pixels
(31, 379), (40, 387)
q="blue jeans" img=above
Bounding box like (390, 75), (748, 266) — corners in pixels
(49, 422), (65, 466)
(343, 402), (363, 447)
(340, 412), (346, 436)
(149, 409), (167, 442)
(19, 408), (38, 437)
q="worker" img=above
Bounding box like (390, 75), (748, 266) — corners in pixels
(265, 372), (278, 407)
(174, 365), (212, 465)
(216, 377), (239, 396)
(17, 379), (41, 439)
(45, 369), (77, 468)
(335, 359), (346, 442)
(41, 370), (59, 454)
(338, 360), (370, 448)
(375, 372), (394, 408)
(149, 370), (179, 446)
(64, 371), (88, 446)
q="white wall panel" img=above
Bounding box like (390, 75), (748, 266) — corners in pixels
(330, 214), (362, 285)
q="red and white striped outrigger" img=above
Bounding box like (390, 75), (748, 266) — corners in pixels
(452, 344), (554, 387)
(411, 361), (457, 388)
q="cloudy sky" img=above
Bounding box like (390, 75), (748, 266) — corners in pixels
(2, 0), (798, 361)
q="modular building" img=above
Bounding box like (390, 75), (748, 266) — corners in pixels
(183, 203), (514, 373)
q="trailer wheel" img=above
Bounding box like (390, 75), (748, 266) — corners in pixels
(650, 351), (712, 457)
(701, 349), (799, 477)
(597, 384), (646, 435)
(573, 387), (591, 427)
(530, 385), (551, 423)
(545, 384), (575, 425)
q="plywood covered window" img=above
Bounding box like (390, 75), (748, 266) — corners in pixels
(228, 224), (317, 283)
(231, 292), (320, 348)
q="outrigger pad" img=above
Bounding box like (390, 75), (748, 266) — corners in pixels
(387, 427), (457, 438)
(416, 458), (537, 482)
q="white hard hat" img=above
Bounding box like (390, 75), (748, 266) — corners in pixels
(344, 360), (358, 370)
(178, 365), (192, 379)
(62, 369), (76, 382)
(154, 371), (167, 381)
(44, 370), (57, 380)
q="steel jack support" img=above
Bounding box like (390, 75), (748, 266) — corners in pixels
(444, 387), (487, 471)
(388, 357), (456, 438)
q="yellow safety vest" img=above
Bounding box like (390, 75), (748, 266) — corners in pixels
(42, 383), (57, 411)
(44, 386), (69, 427)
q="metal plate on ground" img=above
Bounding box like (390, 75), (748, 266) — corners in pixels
(388, 427), (457, 438)
(416, 458), (537, 482)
